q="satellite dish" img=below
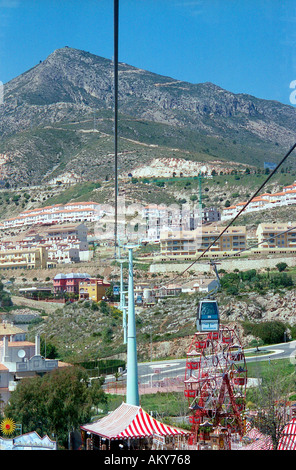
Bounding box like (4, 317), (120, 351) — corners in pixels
(17, 349), (26, 358)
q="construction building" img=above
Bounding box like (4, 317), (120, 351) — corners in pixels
(143, 204), (201, 241)
(256, 222), (296, 249)
(196, 225), (246, 253)
(159, 228), (202, 257)
(0, 246), (48, 270)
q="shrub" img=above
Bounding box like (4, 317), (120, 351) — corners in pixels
(243, 320), (287, 345)
(276, 262), (288, 272)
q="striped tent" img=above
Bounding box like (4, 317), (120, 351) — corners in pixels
(239, 428), (273, 450)
(278, 418), (296, 450)
(81, 402), (189, 441)
(241, 435), (273, 450)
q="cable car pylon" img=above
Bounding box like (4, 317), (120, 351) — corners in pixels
(125, 245), (140, 407)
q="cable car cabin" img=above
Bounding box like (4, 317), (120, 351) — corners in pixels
(196, 299), (220, 333)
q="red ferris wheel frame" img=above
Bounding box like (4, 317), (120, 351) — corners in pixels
(184, 325), (247, 444)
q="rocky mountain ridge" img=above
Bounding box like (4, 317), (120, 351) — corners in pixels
(1, 47), (296, 187)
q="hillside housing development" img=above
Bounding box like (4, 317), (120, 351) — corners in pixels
(0, 219), (295, 270)
(159, 222), (296, 259)
(222, 181), (296, 220)
(0, 223), (92, 269)
(0, 202), (102, 229)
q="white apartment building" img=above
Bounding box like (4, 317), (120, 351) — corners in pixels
(143, 204), (201, 241)
(0, 224), (90, 266)
(222, 181), (296, 221)
(1, 202), (102, 229)
(47, 247), (80, 264)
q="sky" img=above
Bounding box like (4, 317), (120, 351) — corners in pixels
(0, 0), (296, 105)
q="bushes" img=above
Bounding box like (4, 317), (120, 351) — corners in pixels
(243, 320), (287, 345)
(0, 281), (12, 307)
(220, 269), (293, 294)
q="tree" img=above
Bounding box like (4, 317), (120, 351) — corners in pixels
(4, 366), (107, 449)
(249, 362), (296, 449)
(276, 262), (288, 272)
(40, 337), (59, 359)
(0, 281), (12, 307)
(254, 321), (286, 345)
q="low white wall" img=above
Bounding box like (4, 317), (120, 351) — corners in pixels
(149, 256), (296, 274)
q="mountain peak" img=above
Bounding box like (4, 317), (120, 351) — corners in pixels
(0, 47), (296, 187)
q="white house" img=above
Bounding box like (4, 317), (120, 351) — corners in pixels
(0, 330), (59, 406)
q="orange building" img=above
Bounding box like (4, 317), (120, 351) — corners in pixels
(79, 278), (111, 302)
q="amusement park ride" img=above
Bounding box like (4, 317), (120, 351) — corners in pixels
(184, 263), (247, 449)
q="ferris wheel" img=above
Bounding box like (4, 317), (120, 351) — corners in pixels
(184, 324), (247, 444)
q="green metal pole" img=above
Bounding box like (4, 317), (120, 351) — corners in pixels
(126, 247), (139, 406)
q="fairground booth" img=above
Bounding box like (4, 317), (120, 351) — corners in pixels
(81, 402), (190, 450)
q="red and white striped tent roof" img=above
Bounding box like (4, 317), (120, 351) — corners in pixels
(278, 418), (296, 450)
(81, 402), (190, 440)
(239, 428), (273, 451)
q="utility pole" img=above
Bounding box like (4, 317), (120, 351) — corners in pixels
(118, 256), (127, 344)
(126, 246), (139, 406)
(198, 172), (203, 213)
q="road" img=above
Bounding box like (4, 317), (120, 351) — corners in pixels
(103, 340), (296, 391)
(136, 340), (296, 385)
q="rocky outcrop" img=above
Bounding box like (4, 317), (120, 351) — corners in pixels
(129, 157), (246, 178)
(135, 289), (296, 359)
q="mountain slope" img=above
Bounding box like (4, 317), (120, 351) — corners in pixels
(1, 47), (296, 187)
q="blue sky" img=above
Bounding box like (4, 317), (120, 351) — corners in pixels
(0, 0), (296, 105)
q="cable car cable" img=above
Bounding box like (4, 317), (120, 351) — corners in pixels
(158, 141), (296, 287)
(114, 0), (119, 258)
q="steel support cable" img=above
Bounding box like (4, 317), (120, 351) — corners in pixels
(156, 142), (296, 288)
(114, 0), (119, 257)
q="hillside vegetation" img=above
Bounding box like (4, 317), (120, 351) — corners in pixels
(23, 265), (296, 365)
